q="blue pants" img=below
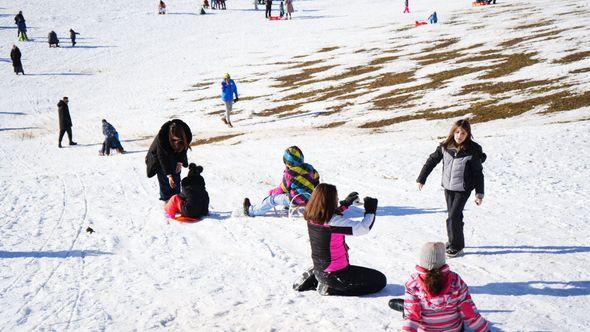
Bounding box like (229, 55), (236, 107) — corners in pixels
(249, 194), (290, 216)
(156, 168), (181, 201)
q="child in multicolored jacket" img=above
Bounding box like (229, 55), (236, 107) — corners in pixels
(389, 242), (490, 332)
(243, 146), (320, 217)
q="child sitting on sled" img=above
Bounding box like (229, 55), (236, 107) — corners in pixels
(164, 163), (210, 219)
(243, 146), (320, 217)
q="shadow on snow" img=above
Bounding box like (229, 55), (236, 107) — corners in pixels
(0, 250), (112, 259)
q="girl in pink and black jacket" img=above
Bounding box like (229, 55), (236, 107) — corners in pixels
(389, 242), (490, 332)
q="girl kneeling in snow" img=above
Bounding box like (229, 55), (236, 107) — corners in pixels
(293, 183), (386, 296)
(389, 242), (490, 332)
(164, 163), (210, 219)
(243, 146), (319, 217)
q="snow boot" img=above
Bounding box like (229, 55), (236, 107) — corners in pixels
(446, 248), (464, 258)
(293, 267), (318, 292)
(317, 282), (331, 296)
(69, 141), (78, 146)
(243, 198), (251, 216)
(389, 298), (404, 312)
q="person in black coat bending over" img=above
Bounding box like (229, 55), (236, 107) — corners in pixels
(48, 31), (60, 47)
(10, 45), (24, 75)
(145, 119), (193, 202)
(57, 97), (77, 148)
(69, 29), (80, 47)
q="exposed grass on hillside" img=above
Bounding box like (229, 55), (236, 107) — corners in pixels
(315, 121), (346, 129)
(318, 46), (340, 53)
(554, 51), (590, 64)
(191, 133), (243, 146)
(460, 79), (562, 95)
(570, 68), (590, 74)
(513, 20), (555, 30)
(479, 53), (538, 79)
(272, 65), (337, 88)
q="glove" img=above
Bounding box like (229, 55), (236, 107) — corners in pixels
(234, 97), (239, 102)
(363, 197), (378, 215)
(339, 191), (359, 208)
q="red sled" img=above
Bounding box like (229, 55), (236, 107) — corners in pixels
(415, 20), (428, 27)
(269, 16), (284, 21)
(173, 215), (201, 223)
(472, 2), (488, 6)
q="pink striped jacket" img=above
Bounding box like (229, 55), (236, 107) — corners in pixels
(402, 265), (489, 332)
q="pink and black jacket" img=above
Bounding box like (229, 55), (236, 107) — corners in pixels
(307, 211), (376, 273)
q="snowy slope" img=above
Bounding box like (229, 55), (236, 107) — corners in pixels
(1, 0), (590, 331)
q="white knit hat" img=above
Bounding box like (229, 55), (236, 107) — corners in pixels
(419, 242), (446, 270)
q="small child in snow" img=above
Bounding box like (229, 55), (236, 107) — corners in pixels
(389, 242), (490, 331)
(428, 12), (438, 24)
(243, 146), (320, 217)
(69, 29), (79, 46)
(158, 0), (166, 14)
(164, 163), (210, 219)
(279, 1), (285, 18)
(99, 119), (124, 156)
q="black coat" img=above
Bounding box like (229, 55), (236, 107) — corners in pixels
(70, 30), (79, 40)
(14, 13), (24, 25)
(57, 100), (72, 129)
(145, 119), (192, 178)
(179, 174), (209, 218)
(10, 47), (23, 73)
(48, 31), (59, 45)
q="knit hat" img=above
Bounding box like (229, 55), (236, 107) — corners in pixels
(187, 163), (205, 188)
(419, 242), (446, 270)
(283, 146), (304, 168)
(224, 73), (230, 79)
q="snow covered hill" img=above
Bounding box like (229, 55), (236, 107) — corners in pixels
(1, 0), (589, 330)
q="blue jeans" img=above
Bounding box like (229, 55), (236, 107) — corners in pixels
(157, 169), (181, 201)
(250, 194), (290, 216)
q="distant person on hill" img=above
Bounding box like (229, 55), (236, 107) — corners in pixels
(220, 73), (238, 127)
(279, 1), (285, 18)
(10, 45), (24, 75)
(404, 0), (410, 13)
(99, 119), (124, 156)
(266, 0), (273, 18)
(69, 29), (80, 47)
(164, 163), (210, 220)
(14, 11), (28, 41)
(285, 0), (294, 19)
(159, 0), (167, 14)
(57, 97), (77, 148)
(253, 0), (258, 10)
(292, 183), (386, 296)
(220, 0), (226, 10)
(388, 242), (490, 331)
(48, 31), (60, 47)
(428, 11), (438, 24)
(243, 146), (320, 217)
(145, 119), (192, 202)
(212, 0), (218, 10)
(417, 119), (486, 258)
(203, 0), (210, 9)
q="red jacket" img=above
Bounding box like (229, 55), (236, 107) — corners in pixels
(402, 265), (489, 332)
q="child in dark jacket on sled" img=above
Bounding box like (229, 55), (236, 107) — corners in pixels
(164, 163), (210, 219)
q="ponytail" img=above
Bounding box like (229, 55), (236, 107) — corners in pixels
(424, 268), (444, 295)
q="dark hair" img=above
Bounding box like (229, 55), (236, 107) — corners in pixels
(168, 122), (190, 153)
(303, 183), (338, 225)
(424, 268), (444, 295)
(442, 119), (473, 150)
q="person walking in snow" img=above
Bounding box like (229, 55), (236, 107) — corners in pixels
(69, 29), (80, 47)
(243, 146), (319, 217)
(416, 119), (486, 258)
(428, 11), (438, 24)
(145, 119), (192, 202)
(164, 163), (210, 219)
(388, 242), (490, 331)
(279, 1), (285, 18)
(99, 119), (124, 156)
(158, 1), (167, 14)
(220, 73), (238, 127)
(403, 0), (410, 13)
(285, 0), (294, 19)
(14, 11), (28, 41)
(265, 0), (273, 18)
(48, 31), (60, 47)
(57, 97), (77, 148)
(10, 45), (24, 75)
(292, 183), (386, 296)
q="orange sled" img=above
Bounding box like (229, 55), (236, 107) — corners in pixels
(472, 2), (488, 6)
(415, 20), (428, 27)
(173, 216), (201, 223)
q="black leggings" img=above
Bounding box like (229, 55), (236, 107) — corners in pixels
(317, 265), (386, 296)
(58, 127), (73, 144)
(444, 190), (471, 251)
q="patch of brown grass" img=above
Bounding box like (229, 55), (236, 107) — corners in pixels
(372, 94), (419, 111)
(206, 109), (225, 115)
(315, 121), (346, 129)
(460, 78), (562, 95)
(191, 82), (213, 89)
(541, 90), (590, 114)
(321, 102), (353, 116)
(191, 96), (217, 102)
(513, 19), (555, 30)
(394, 25), (413, 32)
(551, 117), (590, 124)
(479, 52), (538, 79)
(319, 65), (383, 82)
(422, 38), (460, 53)
(191, 133), (244, 146)
(412, 49), (466, 66)
(369, 55), (399, 66)
(456, 53), (502, 63)
(554, 51), (590, 64)
(318, 46), (340, 53)
(272, 65), (338, 88)
(239, 94), (270, 101)
(258, 102), (304, 117)
(364, 70), (416, 91)
(289, 59), (324, 69)
(293, 54), (307, 59)
(570, 68), (590, 74)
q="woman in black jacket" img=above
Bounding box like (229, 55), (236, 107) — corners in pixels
(146, 119), (192, 201)
(417, 119), (486, 258)
(10, 45), (24, 75)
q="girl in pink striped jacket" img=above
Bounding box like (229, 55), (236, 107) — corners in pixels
(389, 242), (490, 332)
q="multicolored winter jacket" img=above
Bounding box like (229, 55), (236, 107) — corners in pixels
(402, 265), (489, 332)
(268, 147), (319, 206)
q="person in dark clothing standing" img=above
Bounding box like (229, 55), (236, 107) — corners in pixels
(145, 119), (193, 202)
(265, 0), (273, 18)
(10, 45), (24, 75)
(48, 31), (60, 47)
(69, 29), (80, 47)
(57, 97), (77, 148)
(293, 183), (386, 296)
(14, 11), (28, 40)
(416, 119), (486, 258)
